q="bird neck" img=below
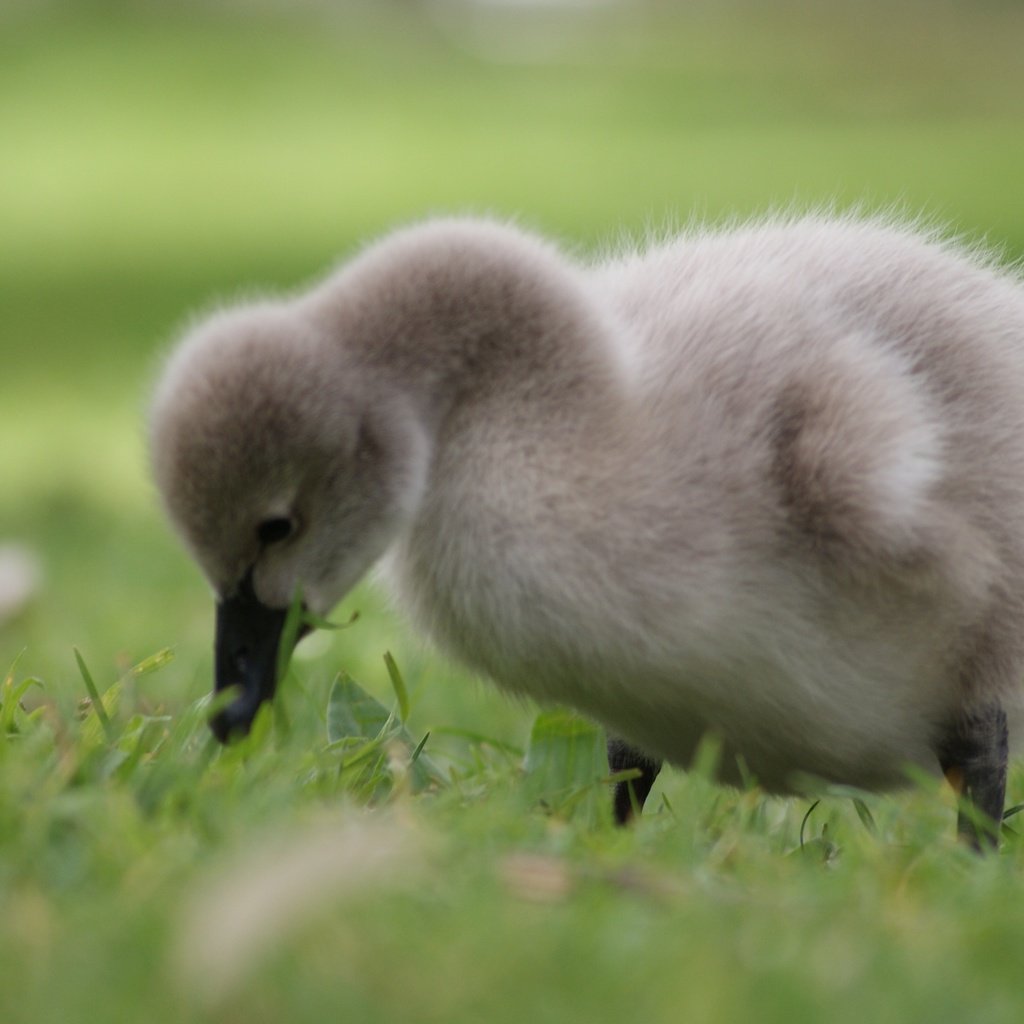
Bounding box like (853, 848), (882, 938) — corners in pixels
(301, 219), (630, 434)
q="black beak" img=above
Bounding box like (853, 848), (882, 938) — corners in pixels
(211, 569), (305, 743)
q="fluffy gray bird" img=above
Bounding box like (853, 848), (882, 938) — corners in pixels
(150, 215), (1024, 844)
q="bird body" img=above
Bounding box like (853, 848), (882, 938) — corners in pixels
(151, 214), (1024, 831)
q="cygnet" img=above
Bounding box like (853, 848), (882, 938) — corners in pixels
(150, 215), (1024, 844)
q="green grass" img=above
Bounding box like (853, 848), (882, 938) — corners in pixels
(3, 647), (1024, 1024)
(3, 3), (1024, 1022)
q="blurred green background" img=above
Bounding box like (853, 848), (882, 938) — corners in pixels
(3, 0), (1024, 732)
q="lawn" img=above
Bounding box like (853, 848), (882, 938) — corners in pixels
(3, 2), (1024, 1022)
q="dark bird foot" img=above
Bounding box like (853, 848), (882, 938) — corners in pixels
(607, 737), (662, 825)
(937, 703), (1008, 850)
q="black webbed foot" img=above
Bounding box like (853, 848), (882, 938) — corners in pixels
(607, 737), (662, 825)
(937, 703), (1008, 850)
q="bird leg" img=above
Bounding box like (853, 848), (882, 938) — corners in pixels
(936, 703), (1008, 849)
(607, 737), (662, 825)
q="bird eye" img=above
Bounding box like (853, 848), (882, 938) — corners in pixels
(257, 517), (294, 546)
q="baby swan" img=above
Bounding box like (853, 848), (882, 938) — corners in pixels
(151, 215), (1024, 845)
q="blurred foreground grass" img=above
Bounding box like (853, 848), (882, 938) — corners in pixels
(3, 3), (1024, 1022)
(3, 641), (1024, 1024)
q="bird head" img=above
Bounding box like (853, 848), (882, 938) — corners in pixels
(150, 300), (429, 740)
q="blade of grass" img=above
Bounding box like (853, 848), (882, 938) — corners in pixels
(2, 651), (43, 735)
(73, 647), (116, 744)
(852, 797), (878, 835)
(129, 648), (175, 679)
(523, 709), (608, 822)
(410, 731), (430, 764)
(303, 608), (359, 631)
(275, 585), (307, 690)
(1, 676), (44, 734)
(327, 672), (393, 744)
(3, 649), (26, 696)
(326, 673), (446, 791)
(1002, 802), (1024, 821)
(799, 800), (821, 849)
(383, 651), (409, 723)
(604, 767), (643, 787)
